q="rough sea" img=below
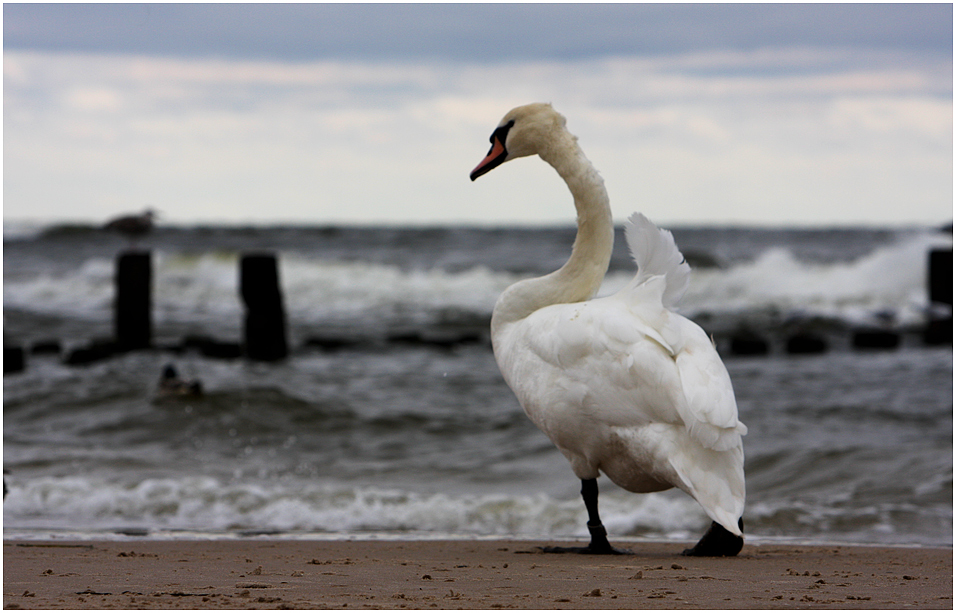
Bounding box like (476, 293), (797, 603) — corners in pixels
(3, 221), (952, 547)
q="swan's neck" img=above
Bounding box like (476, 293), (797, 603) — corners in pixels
(492, 131), (614, 330)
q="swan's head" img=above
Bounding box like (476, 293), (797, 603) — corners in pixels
(470, 103), (567, 181)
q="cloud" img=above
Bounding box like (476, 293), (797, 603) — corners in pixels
(3, 48), (952, 226)
(4, 4), (953, 61)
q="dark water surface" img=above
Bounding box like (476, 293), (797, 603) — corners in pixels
(4, 222), (952, 545)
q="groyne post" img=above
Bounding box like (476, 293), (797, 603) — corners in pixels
(4, 346), (25, 374)
(925, 247), (953, 345)
(240, 253), (288, 361)
(115, 251), (152, 350)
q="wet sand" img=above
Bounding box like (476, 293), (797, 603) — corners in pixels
(3, 539), (952, 609)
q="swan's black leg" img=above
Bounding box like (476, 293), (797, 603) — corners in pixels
(681, 518), (744, 557)
(540, 479), (631, 555)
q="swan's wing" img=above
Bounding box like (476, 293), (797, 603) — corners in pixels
(601, 294), (745, 453)
(617, 219), (746, 451)
(502, 298), (687, 431)
(625, 212), (690, 309)
(516, 284), (745, 453)
(672, 319), (747, 452)
(498, 257), (746, 450)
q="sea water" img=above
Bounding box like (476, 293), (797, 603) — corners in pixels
(3, 222), (952, 546)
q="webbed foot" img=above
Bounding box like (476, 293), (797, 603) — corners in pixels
(540, 522), (632, 555)
(681, 519), (744, 557)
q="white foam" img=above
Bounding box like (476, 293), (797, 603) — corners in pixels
(4, 232), (949, 331)
(3, 256), (115, 320)
(3, 475), (705, 539)
(680, 231), (951, 327)
(278, 256), (511, 323)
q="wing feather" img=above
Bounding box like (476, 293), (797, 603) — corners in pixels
(625, 212), (690, 309)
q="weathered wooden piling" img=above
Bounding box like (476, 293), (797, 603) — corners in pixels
(852, 329), (900, 351)
(240, 253), (288, 361)
(786, 333), (828, 355)
(4, 346), (25, 374)
(929, 248), (953, 305)
(729, 331), (769, 356)
(115, 251), (152, 350)
(30, 340), (62, 356)
(925, 247), (952, 345)
(66, 339), (120, 366)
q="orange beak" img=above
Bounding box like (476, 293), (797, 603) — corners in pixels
(470, 136), (507, 181)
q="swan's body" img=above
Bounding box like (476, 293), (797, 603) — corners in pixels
(471, 103), (746, 555)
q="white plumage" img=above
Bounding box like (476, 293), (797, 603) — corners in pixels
(471, 103), (746, 550)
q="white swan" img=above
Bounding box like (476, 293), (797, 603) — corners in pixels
(470, 103), (747, 556)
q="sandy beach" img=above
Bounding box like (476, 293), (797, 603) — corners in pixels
(3, 538), (951, 609)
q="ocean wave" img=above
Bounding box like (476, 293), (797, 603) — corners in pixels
(681, 231), (950, 328)
(5, 471), (947, 545)
(279, 256), (510, 323)
(2, 475), (706, 539)
(6, 232), (949, 334)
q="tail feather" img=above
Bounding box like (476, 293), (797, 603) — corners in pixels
(624, 213), (691, 309)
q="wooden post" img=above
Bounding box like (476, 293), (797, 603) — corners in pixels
(729, 330), (769, 356)
(240, 253), (288, 361)
(929, 248), (953, 306)
(115, 251), (152, 350)
(4, 346), (25, 374)
(785, 333), (827, 355)
(925, 248), (953, 345)
(852, 329), (900, 351)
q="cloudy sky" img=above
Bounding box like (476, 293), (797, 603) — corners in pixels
(4, 3), (953, 227)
